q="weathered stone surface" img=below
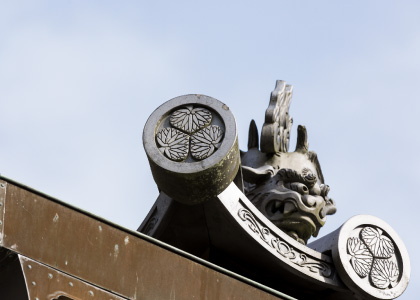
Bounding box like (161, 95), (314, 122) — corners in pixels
(143, 94), (240, 205)
(309, 215), (410, 300)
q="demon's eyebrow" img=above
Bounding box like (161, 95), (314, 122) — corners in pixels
(277, 168), (317, 188)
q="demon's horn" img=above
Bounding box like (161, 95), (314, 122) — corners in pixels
(295, 125), (309, 153)
(248, 119), (259, 150)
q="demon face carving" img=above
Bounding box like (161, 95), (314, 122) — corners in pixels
(241, 124), (337, 244)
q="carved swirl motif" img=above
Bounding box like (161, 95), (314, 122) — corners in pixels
(238, 208), (270, 242)
(238, 208), (332, 278)
(156, 105), (224, 162)
(347, 226), (400, 289)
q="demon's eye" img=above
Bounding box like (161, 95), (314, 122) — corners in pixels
(285, 182), (309, 195)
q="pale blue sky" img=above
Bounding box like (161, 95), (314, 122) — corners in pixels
(1, 1), (419, 298)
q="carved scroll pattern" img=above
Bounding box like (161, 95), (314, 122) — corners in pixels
(347, 226), (400, 289)
(238, 208), (332, 278)
(157, 106), (224, 161)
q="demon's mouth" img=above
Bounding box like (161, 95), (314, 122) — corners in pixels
(247, 179), (335, 244)
(265, 199), (317, 243)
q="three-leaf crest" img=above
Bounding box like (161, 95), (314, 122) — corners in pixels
(156, 105), (224, 161)
(347, 226), (399, 289)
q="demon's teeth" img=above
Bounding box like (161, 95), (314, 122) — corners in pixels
(283, 202), (296, 215)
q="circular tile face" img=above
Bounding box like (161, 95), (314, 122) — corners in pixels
(333, 215), (410, 300)
(143, 94), (239, 204)
(155, 105), (224, 163)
